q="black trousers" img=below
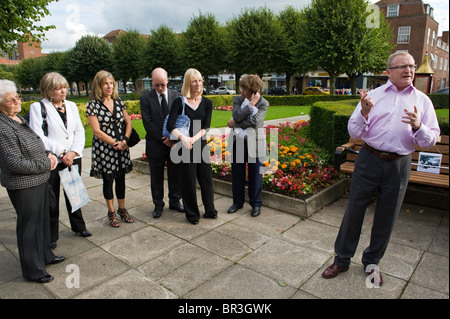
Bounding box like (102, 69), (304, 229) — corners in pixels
(8, 182), (55, 280)
(334, 147), (411, 267)
(178, 142), (217, 223)
(149, 148), (182, 208)
(231, 138), (263, 208)
(48, 158), (87, 242)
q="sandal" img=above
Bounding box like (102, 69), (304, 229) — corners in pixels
(117, 208), (134, 223)
(107, 211), (120, 228)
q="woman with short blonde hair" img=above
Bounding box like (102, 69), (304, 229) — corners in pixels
(30, 72), (91, 248)
(39, 72), (69, 101)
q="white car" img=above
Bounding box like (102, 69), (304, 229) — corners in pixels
(215, 86), (236, 95)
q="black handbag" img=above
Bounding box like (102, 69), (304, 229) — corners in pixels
(127, 127), (140, 147)
(112, 100), (140, 147)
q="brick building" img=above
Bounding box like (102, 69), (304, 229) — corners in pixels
(0, 39), (46, 65)
(376, 0), (449, 92)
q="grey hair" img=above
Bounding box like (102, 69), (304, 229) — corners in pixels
(0, 79), (17, 104)
(386, 52), (413, 69)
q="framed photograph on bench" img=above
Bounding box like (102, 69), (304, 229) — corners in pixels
(417, 152), (442, 174)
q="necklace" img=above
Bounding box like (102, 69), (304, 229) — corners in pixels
(53, 101), (65, 111)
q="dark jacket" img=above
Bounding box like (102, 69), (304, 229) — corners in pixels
(140, 89), (181, 158)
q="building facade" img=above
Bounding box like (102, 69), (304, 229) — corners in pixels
(0, 40), (46, 65)
(376, 0), (449, 91)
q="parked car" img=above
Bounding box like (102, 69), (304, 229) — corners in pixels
(432, 87), (449, 94)
(215, 86), (236, 95)
(303, 87), (330, 95)
(268, 86), (287, 95)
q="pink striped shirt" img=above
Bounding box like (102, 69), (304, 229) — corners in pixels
(348, 80), (441, 155)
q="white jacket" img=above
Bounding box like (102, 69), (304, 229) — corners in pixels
(29, 98), (85, 162)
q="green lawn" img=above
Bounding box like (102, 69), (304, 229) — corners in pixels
(84, 105), (311, 148)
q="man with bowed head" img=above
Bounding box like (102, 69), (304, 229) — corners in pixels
(322, 52), (440, 286)
(140, 68), (184, 218)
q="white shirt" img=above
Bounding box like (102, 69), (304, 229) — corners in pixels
(235, 98), (258, 139)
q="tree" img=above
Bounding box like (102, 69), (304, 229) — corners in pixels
(15, 57), (45, 90)
(0, 0), (58, 52)
(294, 0), (392, 95)
(42, 51), (65, 74)
(227, 7), (286, 91)
(345, 11), (394, 93)
(181, 12), (227, 93)
(112, 29), (145, 92)
(0, 65), (16, 82)
(141, 25), (183, 78)
(68, 35), (113, 95)
(277, 6), (303, 94)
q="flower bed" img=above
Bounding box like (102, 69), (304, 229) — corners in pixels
(207, 120), (344, 200)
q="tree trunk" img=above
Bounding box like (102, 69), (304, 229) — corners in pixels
(329, 74), (337, 96)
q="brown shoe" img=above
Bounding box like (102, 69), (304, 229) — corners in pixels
(322, 264), (349, 279)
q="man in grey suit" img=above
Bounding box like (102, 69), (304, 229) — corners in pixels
(226, 75), (269, 217)
(140, 68), (184, 218)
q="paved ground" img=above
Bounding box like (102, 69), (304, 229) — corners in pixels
(0, 116), (448, 302)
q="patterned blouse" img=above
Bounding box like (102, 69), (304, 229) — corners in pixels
(86, 98), (132, 178)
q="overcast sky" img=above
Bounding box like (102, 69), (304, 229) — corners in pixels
(39, 0), (449, 53)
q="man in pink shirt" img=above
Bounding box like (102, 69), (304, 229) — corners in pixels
(322, 52), (440, 286)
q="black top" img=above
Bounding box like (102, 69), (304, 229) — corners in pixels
(166, 96), (213, 139)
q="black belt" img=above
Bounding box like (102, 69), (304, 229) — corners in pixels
(363, 143), (404, 161)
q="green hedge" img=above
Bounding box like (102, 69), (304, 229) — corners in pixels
(428, 93), (449, 109)
(309, 99), (450, 159)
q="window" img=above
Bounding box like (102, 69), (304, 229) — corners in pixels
(387, 5), (399, 17)
(440, 57), (443, 70)
(445, 59), (448, 72)
(427, 28), (431, 45)
(432, 53), (438, 69)
(397, 27), (411, 44)
(432, 30), (436, 47)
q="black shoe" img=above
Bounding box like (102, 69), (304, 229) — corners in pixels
(48, 256), (65, 265)
(169, 203), (185, 213)
(203, 212), (218, 219)
(153, 206), (163, 218)
(227, 204), (243, 214)
(31, 275), (54, 283)
(251, 206), (260, 217)
(187, 219), (199, 225)
(79, 230), (92, 237)
(50, 242), (57, 250)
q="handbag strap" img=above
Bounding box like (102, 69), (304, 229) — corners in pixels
(111, 99), (121, 142)
(39, 101), (48, 137)
(180, 96), (186, 116)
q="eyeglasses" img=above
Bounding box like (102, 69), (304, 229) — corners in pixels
(5, 94), (21, 105)
(388, 64), (417, 70)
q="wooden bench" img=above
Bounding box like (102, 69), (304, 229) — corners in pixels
(334, 136), (449, 188)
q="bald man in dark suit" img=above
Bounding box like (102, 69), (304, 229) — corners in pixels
(140, 68), (183, 218)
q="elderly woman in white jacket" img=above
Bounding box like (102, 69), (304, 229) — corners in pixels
(29, 72), (91, 249)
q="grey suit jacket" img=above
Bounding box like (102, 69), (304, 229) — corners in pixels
(0, 112), (51, 190)
(229, 95), (269, 159)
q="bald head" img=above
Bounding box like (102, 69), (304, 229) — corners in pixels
(151, 68), (169, 94)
